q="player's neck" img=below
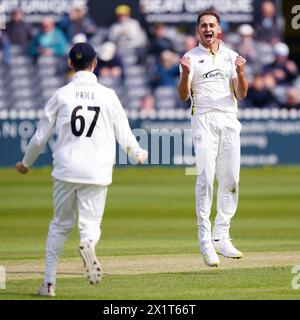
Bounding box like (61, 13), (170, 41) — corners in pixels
(76, 68), (95, 73)
(201, 40), (219, 54)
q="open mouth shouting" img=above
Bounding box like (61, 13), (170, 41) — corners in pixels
(204, 32), (214, 41)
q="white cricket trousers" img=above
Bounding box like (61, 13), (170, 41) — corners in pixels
(192, 111), (241, 246)
(44, 179), (107, 284)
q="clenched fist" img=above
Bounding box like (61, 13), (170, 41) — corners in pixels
(180, 56), (191, 75)
(138, 149), (148, 164)
(235, 55), (247, 75)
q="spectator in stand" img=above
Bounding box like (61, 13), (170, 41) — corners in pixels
(148, 23), (175, 59)
(57, 4), (97, 42)
(237, 24), (257, 65)
(264, 72), (277, 91)
(109, 5), (147, 53)
(280, 87), (300, 109)
(141, 93), (155, 113)
(30, 17), (68, 58)
(138, 0), (152, 38)
(245, 73), (278, 108)
(72, 33), (88, 45)
(182, 34), (198, 53)
(151, 50), (180, 88)
(263, 42), (298, 85)
(255, 0), (281, 43)
(178, 35), (198, 110)
(95, 41), (123, 83)
(5, 8), (32, 50)
(0, 30), (10, 64)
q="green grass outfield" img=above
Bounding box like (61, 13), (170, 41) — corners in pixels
(0, 166), (300, 299)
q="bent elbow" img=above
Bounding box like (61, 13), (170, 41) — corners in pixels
(180, 96), (189, 102)
(239, 92), (248, 100)
(236, 89), (248, 100)
(33, 134), (48, 148)
(178, 92), (190, 101)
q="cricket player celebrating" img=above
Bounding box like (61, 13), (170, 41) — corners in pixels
(16, 43), (148, 296)
(178, 11), (248, 267)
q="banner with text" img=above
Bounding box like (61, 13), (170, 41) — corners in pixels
(1, 113), (300, 167)
(0, 0), (265, 26)
(0, 0), (88, 23)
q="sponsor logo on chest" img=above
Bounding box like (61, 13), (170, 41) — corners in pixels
(201, 68), (230, 79)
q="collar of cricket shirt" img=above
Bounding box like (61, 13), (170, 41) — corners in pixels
(198, 40), (226, 54)
(73, 71), (98, 82)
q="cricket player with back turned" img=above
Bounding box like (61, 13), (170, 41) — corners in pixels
(16, 42), (148, 296)
(178, 11), (248, 267)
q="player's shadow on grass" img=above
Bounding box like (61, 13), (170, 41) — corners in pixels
(177, 271), (224, 276)
(7, 271), (83, 276)
(7, 271), (44, 276)
(0, 291), (49, 298)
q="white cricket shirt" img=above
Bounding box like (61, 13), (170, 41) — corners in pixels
(180, 41), (239, 114)
(22, 71), (143, 185)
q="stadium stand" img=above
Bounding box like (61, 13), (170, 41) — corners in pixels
(1, 2), (299, 112)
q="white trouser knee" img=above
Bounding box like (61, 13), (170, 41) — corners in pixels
(77, 185), (107, 246)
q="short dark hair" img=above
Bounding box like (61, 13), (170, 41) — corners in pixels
(197, 10), (221, 25)
(72, 59), (95, 72)
(69, 42), (97, 71)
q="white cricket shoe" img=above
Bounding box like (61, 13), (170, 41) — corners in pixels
(79, 240), (102, 284)
(200, 243), (220, 267)
(38, 282), (56, 297)
(213, 239), (243, 259)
